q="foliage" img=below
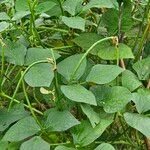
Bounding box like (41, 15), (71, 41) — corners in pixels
(0, 0), (150, 149)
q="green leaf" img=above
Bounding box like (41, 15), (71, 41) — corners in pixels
(79, 59), (94, 81)
(35, 1), (56, 14)
(20, 136), (50, 150)
(94, 143), (115, 150)
(25, 47), (60, 65)
(86, 64), (123, 84)
(55, 146), (76, 150)
(0, 40), (27, 66)
(46, 4), (62, 17)
(132, 89), (150, 113)
(24, 63), (54, 87)
(72, 119), (113, 147)
(63, 0), (81, 16)
(133, 57), (150, 80)
(122, 70), (142, 91)
(98, 43), (134, 60)
(62, 16), (85, 31)
(101, 9), (117, 35)
(12, 11), (30, 21)
(43, 108), (80, 131)
(83, 0), (118, 11)
(124, 113), (150, 138)
(57, 54), (86, 81)
(102, 2), (133, 34)
(81, 104), (100, 128)
(90, 85), (111, 106)
(7, 142), (21, 150)
(2, 116), (40, 142)
(121, 1), (133, 32)
(102, 86), (132, 113)
(0, 12), (10, 21)
(0, 141), (8, 150)
(73, 33), (102, 55)
(61, 84), (97, 106)
(0, 104), (29, 131)
(15, 0), (29, 11)
(0, 21), (9, 32)
(144, 41), (150, 57)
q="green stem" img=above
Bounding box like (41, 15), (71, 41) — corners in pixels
(22, 76), (43, 129)
(1, 46), (5, 78)
(115, 45), (119, 66)
(8, 60), (48, 110)
(69, 36), (114, 82)
(126, 0), (150, 67)
(95, 140), (132, 146)
(133, 0), (150, 52)
(52, 45), (74, 50)
(118, 113), (136, 147)
(50, 142), (70, 146)
(54, 71), (62, 109)
(37, 26), (79, 36)
(133, 0), (150, 62)
(0, 39), (5, 91)
(28, 0), (42, 46)
(0, 92), (43, 115)
(135, 129), (141, 146)
(28, 0), (36, 33)
(51, 49), (61, 109)
(1, 65), (16, 87)
(135, 18), (150, 61)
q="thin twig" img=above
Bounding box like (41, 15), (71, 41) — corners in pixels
(118, 2), (126, 69)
